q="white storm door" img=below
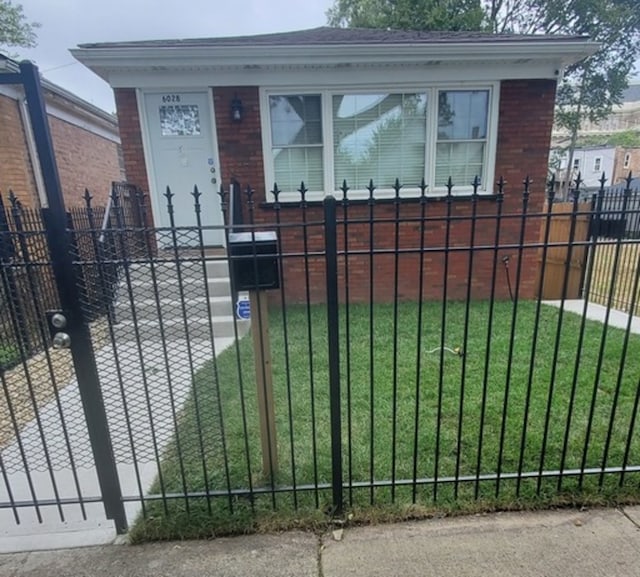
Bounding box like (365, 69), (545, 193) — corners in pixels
(144, 91), (223, 246)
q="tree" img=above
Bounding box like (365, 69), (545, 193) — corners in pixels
(327, 0), (640, 194)
(483, 1), (640, 194)
(0, 0), (39, 52)
(327, 0), (486, 31)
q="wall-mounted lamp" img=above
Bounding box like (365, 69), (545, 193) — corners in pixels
(231, 94), (243, 123)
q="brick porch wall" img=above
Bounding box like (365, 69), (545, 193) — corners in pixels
(117, 80), (557, 302)
(0, 93), (123, 209)
(0, 94), (39, 208)
(49, 116), (122, 207)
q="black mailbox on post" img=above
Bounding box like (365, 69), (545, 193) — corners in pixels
(228, 231), (280, 291)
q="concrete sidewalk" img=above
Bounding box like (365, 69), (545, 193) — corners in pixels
(1, 507), (639, 577)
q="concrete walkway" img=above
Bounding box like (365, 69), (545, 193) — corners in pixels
(543, 299), (640, 333)
(1, 507), (639, 576)
(0, 337), (235, 553)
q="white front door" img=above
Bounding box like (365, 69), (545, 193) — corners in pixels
(143, 91), (224, 246)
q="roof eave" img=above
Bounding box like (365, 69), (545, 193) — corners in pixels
(71, 40), (600, 83)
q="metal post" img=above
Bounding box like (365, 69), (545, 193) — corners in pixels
(324, 196), (343, 515)
(19, 61), (127, 533)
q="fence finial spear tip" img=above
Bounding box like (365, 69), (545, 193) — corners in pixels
(340, 179), (349, 202)
(446, 176), (454, 197)
(598, 171), (608, 188)
(8, 190), (19, 209)
(626, 171), (634, 186)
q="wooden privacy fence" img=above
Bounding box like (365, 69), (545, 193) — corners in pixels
(537, 201), (591, 300)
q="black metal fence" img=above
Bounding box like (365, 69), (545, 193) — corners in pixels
(1, 173), (639, 540)
(580, 179), (640, 315)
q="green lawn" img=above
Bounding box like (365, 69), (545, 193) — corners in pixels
(130, 300), (640, 541)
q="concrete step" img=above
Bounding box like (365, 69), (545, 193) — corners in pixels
(124, 263), (205, 284)
(113, 316), (249, 340)
(124, 260), (230, 282)
(205, 260), (230, 278)
(123, 276), (232, 301)
(113, 296), (234, 321)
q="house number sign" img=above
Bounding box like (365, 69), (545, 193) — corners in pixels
(162, 94), (181, 103)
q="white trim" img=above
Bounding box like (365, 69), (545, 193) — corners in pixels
(593, 156), (602, 172)
(206, 86), (225, 248)
(17, 97), (47, 208)
(0, 84), (22, 99)
(0, 86), (47, 206)
(322, 93), (333, 194)
(45, 100), (120, 143)
(102, 61), (564, 90)
(136, 88), (162, 227)
(260, 82), (500, 201)
(71, 39), (598, 82)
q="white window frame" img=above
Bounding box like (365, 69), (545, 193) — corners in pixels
(260, 83), (500, 202)
(624, 153), (631, 169)
(593, 157), (602, 172)
(572, 158), (581, 171)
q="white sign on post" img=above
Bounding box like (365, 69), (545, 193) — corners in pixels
(236, 293), (251, 320)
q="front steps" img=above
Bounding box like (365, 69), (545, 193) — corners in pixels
(112, 259), (250, 341)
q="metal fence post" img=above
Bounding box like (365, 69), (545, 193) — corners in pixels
(19, 60), (127, 533)
(324, 195), (343, 514)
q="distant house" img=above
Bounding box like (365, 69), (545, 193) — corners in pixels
(613, 147), (640, 182)
(0, 54), (123, 209)
(72, 27), (596, 300)
(551, 145), (640, 191)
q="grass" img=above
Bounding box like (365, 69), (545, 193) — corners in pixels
(0, 343), (19, 370)
(129, 300), (640, 542)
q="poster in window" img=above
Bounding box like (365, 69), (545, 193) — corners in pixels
(159, 105), (201, 136)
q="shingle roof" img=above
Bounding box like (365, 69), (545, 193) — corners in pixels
(78, 26), (588, 49)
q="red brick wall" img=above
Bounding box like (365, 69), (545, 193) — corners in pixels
(113, 88), (155, 225)
(613, 147), (640, 184)
(211, 80), (556, 302)
(114, 89), (150, 192)
(0, 94), (39, 208)
(49, 116), (122, 207)
(0, 93), (123, 209)
(118, 80), (557, 302)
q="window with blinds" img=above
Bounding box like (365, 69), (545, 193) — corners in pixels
(435, 90), (489, 187)
(332, 93), (427, 190)
(264, 87), (494, 198)
(269, 94), (323, 192)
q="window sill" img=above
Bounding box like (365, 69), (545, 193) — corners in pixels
(260, 192), (501, 209)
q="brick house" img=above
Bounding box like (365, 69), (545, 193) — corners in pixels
(72, 28), (596, 301)
(0, 54), (123, 209)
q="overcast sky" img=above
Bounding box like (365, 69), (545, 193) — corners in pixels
(16, 0), (334, 112)
(13, 1), (640, 114)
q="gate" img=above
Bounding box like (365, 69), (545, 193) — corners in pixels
(1, 61), (126, 540)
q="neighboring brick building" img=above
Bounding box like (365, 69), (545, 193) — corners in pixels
(73, 27), (596, 302)
(0, 54), (123, 210)
(613, 147), (640, 184)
